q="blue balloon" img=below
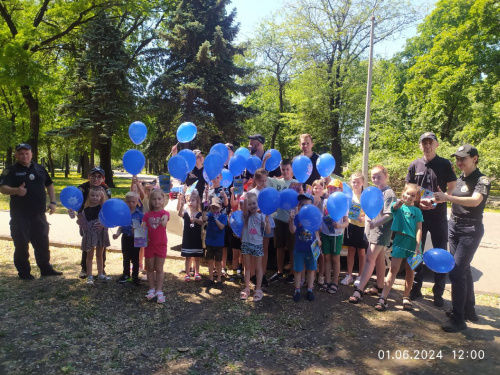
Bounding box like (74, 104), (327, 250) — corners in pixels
(60, 186), (84, 211)
(292, 155), (313, 183)
(234, 147), (251, 160)
(228, 155), (246, 176)
(246, 156), (261, 174)
(178, 149), (196, 172)
(423, 248), (455, 273)
(101, 198), (132, 227)
(257, 187), (280, 215)
(168, 155), (189, 181)
(342, 183), (353, 206)
(177, 122), (197, 143)
(326, 192), (349, 222)
(264, 149), (282, 171)
(210, 143), (229, 163)
(204, 153), (224, 180)
(123, 149), (145, 175)
(221, 169), (233, 188)
(360, 186), (384, 220)
(229, 210), (244, 238)
(298, 204), (322, 232)
(279, 189), (299, 210)
(203, 169), (212, 186)
(316, 153), (336, 177)
(128, 121), (147, 145)
(98, 209), (116, 229)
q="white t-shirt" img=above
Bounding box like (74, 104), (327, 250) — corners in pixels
(241, 213), (266, 245)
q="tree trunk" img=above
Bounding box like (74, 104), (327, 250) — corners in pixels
(47, 143), (55, 178)
(90, 136), (96, 168)
(99, 136), (114, 187)
(65, 152), (70, 178)
(20, 85), (40, 162)
(77, 155), (82, 174)
(6, 146), (13, 166)
(81, 151), (90, 178)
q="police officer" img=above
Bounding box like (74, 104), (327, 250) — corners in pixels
(406, 132), (456, 307)
(434, 145), (490, 332)
(76, 167), (112, 278)
(0, 143), (62, 279)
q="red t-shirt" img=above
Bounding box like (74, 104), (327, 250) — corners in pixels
(143, 209), (169, 255)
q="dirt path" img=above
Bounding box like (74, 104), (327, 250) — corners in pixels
(0, 242), (498, 374)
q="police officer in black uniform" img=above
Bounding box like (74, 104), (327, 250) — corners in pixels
(0, 144), (62, 279)
(76, 167), (112, 278)
(406, 132), (457, 306)
(434, 145), (490, 332)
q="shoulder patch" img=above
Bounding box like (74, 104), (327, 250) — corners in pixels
(479, 176), (490, 186)
(1, 169), (9, 176)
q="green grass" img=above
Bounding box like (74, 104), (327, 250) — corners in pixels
(0, 170), (150, 214)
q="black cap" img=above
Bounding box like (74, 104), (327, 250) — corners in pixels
(225, 143), (235, 152)
(248, 134), (265, 144)
(451, 144), (479, 158)
(89, 167), (105, 176)
(15, 143), (32, 151)
(419, 132), (438, 143)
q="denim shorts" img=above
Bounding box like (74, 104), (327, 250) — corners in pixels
(293, 250), (317, 272)
(241, 242), (264, 257)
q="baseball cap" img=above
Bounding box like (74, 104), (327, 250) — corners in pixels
(225, 143), (235, 152)
(297, 193), (314, 202)
(248, 134), (265, 144)
(193, 149), (203, 156)
(328, 179), (343, 189)
(210, 197), (221, 208)
(89, 167), (105, 176)
(451, 144), (479, 158)
(419, 132), (438, 143)
(15, 143), (32, 151)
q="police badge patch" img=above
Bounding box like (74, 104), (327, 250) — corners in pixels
(479, 176), (490, 186)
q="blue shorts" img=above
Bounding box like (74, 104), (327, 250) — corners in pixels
(293, 250), (317, 272)
(241, 242), (264, 257)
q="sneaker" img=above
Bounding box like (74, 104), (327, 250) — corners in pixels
(79, 270), (87, 279)
(353, 278), (361, 288)
(285, 274), (295, 284)
(306, 290), (315, 301)
(98, 274), (111, 282)
(340, 274), (354, 286)
(293, 290), (301, 302)
(434, 295), (444, 307)
(317, 276), (325, 285)
(442, 314), (467, 333)
(86, 275), (94, 285)
(156, 291), (166, 304)
(146, 289), (156, 300)
(215, 281), (224, 289)
(132, 277), (140, 286)
(269, 272), (283, 283)
(117, 275), (129, 283)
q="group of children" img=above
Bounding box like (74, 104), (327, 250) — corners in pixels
(70, 162), (425, 310)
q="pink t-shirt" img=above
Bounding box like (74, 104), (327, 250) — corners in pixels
(143, 209), (169, 257)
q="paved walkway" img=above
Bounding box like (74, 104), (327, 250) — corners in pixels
(0, 210), (499, 294)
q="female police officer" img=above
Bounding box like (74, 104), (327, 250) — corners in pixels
(434, 144), (490, 332)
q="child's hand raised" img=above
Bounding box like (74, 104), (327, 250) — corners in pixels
(289, 209), (296, 219)
(68, 209), (76, 219)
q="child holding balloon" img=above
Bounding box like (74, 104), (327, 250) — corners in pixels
(203, 197), (227, 288)
(319, 180), (349, 294)
(142, 189), (169, 303)
(69, 186), (110, 285)
(312, 179), (327, 285)
(240, 192), (271, 301)
(349, 165), (397, 304)
(375, 183), (423, 311)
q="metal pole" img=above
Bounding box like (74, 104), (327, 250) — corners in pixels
(362, 15), (375, 186)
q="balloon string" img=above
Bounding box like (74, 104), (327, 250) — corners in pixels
(166, 142), (180, 161)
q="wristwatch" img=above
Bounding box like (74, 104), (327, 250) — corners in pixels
(50, 201), (57, 205)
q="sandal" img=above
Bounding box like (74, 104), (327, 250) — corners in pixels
(403, 297), (413, 311)
(194, 273), (202, 281)
(349, 287), (364, 304)
(184, 275), (191, 282)
(253, 289), (264, 302)
(240, 288), (250, 300)
(319, 283), (330, 292)
(364, 285), (383, 295)
(145, 289), (156, 301)
(374, 297), (388, 311)
(328, 283), (339, 294)
(156, 291), (166, 304)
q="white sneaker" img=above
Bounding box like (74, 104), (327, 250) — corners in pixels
(353, 278), (361, 288)
(341, 274), (354, 286)
(98, 274), (111, 282)
(86, 275), (94, 285)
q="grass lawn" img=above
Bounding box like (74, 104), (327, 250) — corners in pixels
(0, 242), (499, 374)
(0, 171), (143, 214)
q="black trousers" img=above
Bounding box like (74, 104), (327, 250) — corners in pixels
(122, 235), (140, 278)
(412, 215), (448, 297)
(449, 220), (483, 320)
(10, 214), (52, 276)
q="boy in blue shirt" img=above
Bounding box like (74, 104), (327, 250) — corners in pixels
(289, 193), (321, 302)
(203, 197), (227, 288)
(113, 192), (144, 285)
